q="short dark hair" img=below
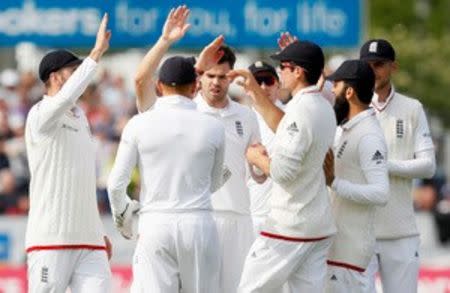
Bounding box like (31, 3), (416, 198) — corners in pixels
(303, 68), (322, 85)
(344, 80), (373, 105)
(218, 45), (236, 69)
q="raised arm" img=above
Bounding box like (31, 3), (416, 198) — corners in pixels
(135, 5), (191, 112)
(37, 14), (110, 134)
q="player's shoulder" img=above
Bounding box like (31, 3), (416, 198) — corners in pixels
(229, 100), (258, 123)
(394, 91), (423, 108)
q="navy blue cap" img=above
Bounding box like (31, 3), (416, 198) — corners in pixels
(270, 41), (325, 73)
(360, 39), (396, 62)
(248, 61), (278, 80)
(327, 59), (375, 103)
(39, 50), (82, 82)
(159, 56), (197, 86)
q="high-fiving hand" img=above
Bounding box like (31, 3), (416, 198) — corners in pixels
(90, 13), (111, 61)
(162, 5), (191, 44)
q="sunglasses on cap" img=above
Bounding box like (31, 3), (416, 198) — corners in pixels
(254, 75), (277, 86)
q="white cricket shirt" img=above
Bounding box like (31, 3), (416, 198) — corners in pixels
(107, 95), (225, 214)
(25, 58), (105, 251)
(263, 85), (337, 239)
(195, 95), (261, 215)
(371, 86), (435, 239)
(327, 109), (389, 271)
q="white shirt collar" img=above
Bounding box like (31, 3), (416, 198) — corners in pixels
(341, 108), (375, 131)
(154, 95), (197, 110)
(195, 93), (239, 118)
(371, 84), (395, 112)
(290, 85), (321, 104)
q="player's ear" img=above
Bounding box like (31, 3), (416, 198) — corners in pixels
(156, 80), (164, 97)
(345, 86), (354, 100)
(391, 61), (399, 73)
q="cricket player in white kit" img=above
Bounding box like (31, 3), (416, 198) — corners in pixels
(25, 15), (112, 292)
(114, 6), (227, 292)
(195, 45), (265, 293)
(360, 39), (436, 293)
(107, 55), (225, 293)
(247, 61), (284, 235)
(323, 60), (389, 292)
(230, 41), (337, 293)
(133, 7), (262, 292)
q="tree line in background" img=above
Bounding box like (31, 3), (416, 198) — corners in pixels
(369, 0), (450, 126)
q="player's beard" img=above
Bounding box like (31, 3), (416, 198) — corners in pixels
(333, 91), (349, 125)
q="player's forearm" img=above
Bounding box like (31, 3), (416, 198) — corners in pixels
(135, 37), (172, 112)
(332, 173), (389, 206)
(38, 58), (97, 132)
(210, 143), (225, 193)
(387, 149), (436, 179)
(252, 94), (284, 132)
(270, 153), (300, 185)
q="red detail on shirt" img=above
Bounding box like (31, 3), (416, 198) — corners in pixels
(26, 244), (106, 253)
(260, 231), (329, 242)
(327, 260), (365, 272)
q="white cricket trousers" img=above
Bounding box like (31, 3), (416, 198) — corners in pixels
(238, 235), (333, 293)
(27, 249), (111, 293)
(213, 211), (255, 293)
(325, 265), (370, 293)
(366, 236), (420, 293)
(131, 211), (220, 293)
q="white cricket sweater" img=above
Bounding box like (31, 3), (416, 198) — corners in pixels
(263, 85), (337, 239)
(25, 58), (105, 251)
(327, 109), (389, 271)
(107, 95), (225, 214)
(372, 87), (435, 239)
(195, 95), (261, 215)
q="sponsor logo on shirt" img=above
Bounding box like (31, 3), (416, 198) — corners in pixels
(336, 141), (348, 159)
(286, 122), (299, 136)
(62, 123), (79, 132)
(330, 274), (338, 281)
(235, 120), (244, 137)
(372, 150), (385, 164)
(396, 119), (404, 138)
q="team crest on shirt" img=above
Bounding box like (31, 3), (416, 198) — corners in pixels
(336, 141), (348, 159)
(235, 121), (244, 136)
(396, 119), (404, 138)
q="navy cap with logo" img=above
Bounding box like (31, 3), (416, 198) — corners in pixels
(270, 41), (325, 74)
(360, 39), (396, 62)
(248, 61), (278, 80)
(327, 59), (375, 103)
(159, 56), (197, 86)
(39, 50), (82, 82)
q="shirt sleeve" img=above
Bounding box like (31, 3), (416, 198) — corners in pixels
(414, 105), (434, 153)
(210, 124), (226, 193)
(387, 149), (436, 179)
(248, 110), (262, 145)
(387, 105), (436, 179)
(247, 110), (267, 183)
(270, 110), (312, 186)
(332, 134), (389, 206)
(107, 117), (139, 214)
(36, 57), (97, 134)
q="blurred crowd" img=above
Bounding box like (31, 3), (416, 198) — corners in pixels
(0, 67), (138, 215)
(0, 65), (449, 243)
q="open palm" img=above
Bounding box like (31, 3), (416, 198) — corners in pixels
(162, 5), (190, 43)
